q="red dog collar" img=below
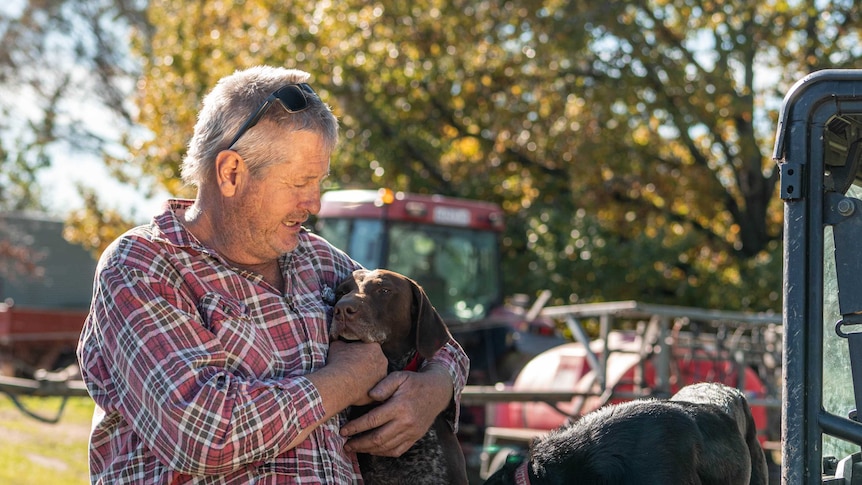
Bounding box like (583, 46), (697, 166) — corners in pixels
(403, 353), (423, 372)
(514, 461), (531, 485)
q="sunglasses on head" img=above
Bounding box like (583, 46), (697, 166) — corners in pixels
(226, 83), (317, 150)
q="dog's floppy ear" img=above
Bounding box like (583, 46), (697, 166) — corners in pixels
(410, 278), (452, 359)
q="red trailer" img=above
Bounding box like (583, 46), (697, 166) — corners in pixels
(463, 300), (783, 479)
(0, 302), (86, 378)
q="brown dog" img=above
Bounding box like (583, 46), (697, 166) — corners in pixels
(331, 268), (469, 485)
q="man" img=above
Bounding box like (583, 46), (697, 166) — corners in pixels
(77, 65), (469, 483)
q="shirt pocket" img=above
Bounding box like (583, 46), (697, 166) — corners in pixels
(197, 292), (249, 333)
(196, 292), (273, 376)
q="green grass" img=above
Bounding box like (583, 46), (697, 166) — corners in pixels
(0, 395), (94, 485)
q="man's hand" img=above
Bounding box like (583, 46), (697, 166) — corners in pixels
(325, 340), (388, 407)
(340, 364), (453, 457)
(284, 339), (387, 450)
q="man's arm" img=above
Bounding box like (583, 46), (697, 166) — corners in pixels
(287, 339), (388, 448)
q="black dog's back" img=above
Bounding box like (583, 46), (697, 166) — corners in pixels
(483, 382), (766, 485)
(672, 382), (768, 485)
(493, 400), (704, 485)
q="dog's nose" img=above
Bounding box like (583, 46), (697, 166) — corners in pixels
(333, 301), (358, 320)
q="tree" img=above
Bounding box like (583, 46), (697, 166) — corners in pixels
(0, 0), (148, 213)
(47, 0), (862, 310)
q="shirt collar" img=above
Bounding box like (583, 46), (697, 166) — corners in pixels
(151, 199), (203, 250)
(150, 198), (303, 267)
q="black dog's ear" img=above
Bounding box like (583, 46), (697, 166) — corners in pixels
(411, 278), (452, 359)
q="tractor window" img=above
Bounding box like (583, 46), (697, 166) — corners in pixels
(315, 216), (501, 323)
(387, 223), (500, 322)
(314, 218), (384, 269)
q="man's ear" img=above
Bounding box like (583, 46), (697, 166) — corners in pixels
(214, 150), (245, 197)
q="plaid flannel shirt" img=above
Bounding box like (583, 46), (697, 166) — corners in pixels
(77, 199), (469, 484)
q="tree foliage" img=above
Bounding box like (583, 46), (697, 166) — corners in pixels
(9, 0), (862, 311)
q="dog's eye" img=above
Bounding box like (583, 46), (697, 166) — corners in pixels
(377, 287), (391, 294)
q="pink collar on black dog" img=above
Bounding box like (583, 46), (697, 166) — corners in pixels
(514, 461), (531, 485)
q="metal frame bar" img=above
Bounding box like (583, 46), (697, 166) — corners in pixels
(776, 69), (862, 484)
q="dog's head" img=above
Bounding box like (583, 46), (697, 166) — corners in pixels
(330, 268), (452, 364)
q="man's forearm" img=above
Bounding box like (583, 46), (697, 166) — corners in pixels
(423, 338), (470, 429)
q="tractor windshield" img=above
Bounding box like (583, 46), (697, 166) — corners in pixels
(315, 217), (501, 323)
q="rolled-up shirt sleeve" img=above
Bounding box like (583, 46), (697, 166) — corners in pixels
(422, 338), (470, 431)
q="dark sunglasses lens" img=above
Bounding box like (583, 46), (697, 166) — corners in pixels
(274, 85), (310, 112)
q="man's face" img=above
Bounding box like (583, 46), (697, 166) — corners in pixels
(220, 128), (330, 265)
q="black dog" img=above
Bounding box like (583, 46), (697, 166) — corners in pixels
(331, 268), (469, 485)
(483, 382), (768, 485)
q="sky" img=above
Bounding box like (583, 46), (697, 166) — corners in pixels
(37, 151), (166, 223)
(27, 69), (167, 222)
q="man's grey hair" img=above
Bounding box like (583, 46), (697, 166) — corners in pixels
(181, 66), (339, 187)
